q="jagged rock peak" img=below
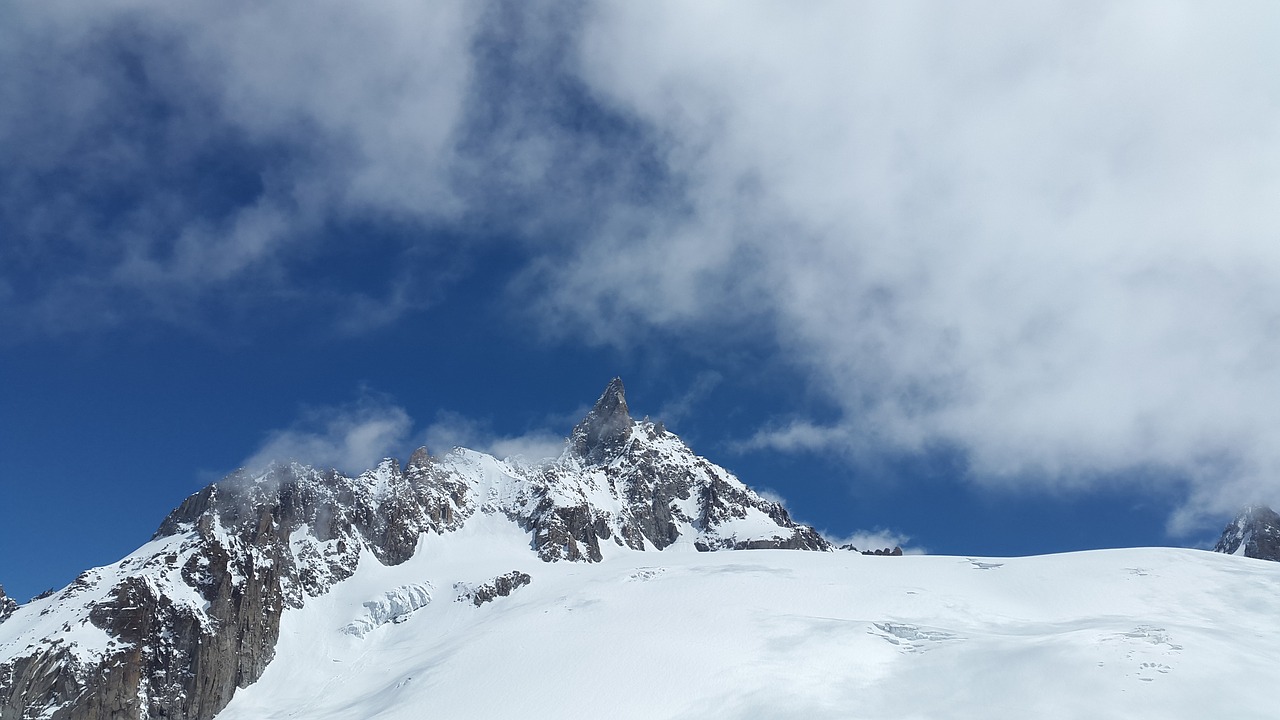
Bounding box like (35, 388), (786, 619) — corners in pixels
(0, 379), (833, 720)
(569, 377), (634, 462)
(0, 585), (16, 624)
(408, 445), (432, 470)
(1213, 504), (1280, 561)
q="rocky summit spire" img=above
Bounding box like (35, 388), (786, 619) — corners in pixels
(0, 584), (16, 624)
(569, 378), (633, 462)
(1213, 505), (1280, 561)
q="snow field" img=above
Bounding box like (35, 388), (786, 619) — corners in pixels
(214, 519), (1280, 720)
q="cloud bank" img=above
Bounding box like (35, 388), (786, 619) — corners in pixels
(423, 410), (566, 465)
(0, 0), (481, 333)
(242, 396), (414, 476)
(549, 1), (1280, 531)
(6, 1), (1280, 530)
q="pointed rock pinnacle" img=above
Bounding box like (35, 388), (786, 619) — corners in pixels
(569, 378), (633, 462)
(0, 584), (17, 624)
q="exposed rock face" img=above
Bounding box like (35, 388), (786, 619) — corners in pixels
(863, 547), (904, 556)
(0, 587), (15, 625)
(569, 377), (633, 462)
(454, 571), (533, 607)
(0, 461), (398, 720)
(1214, 505), (1280, 561)
(837, 544), (904, 556)
(527, 379), (829, 562)
(0, 378), (828, 720)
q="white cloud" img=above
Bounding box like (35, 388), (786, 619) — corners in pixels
(737, 421), (850, 455)
(488, 433), (568, 466)
(758, 485), (919, 554)
(422, 411), (565, 465)
(242, 398), (568, 476)
(656, 371), (723, 427)
(0, 0), (483, 332)
(754, 486), (788, 508)
(828, 529), (924, 556)
(243, 396), (413, 475)
(526, 1), (1280, 532)
(8, 1), (1280, 534)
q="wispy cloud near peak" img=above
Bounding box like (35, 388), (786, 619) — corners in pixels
(242, 394), (413, 475)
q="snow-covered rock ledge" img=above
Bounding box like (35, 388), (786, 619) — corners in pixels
(343, 583), (435, 638)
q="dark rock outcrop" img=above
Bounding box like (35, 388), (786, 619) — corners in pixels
(529, 501), (614, 562)
(0, 586), (15, 625)
(1214, 505), (1280, 561)
(862, 547), (903, 556)
(454, 571), (533, 607)
(569, 377), (634, 462)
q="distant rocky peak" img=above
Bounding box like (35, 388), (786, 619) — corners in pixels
(1213, 504), (1280, 561)
(569, 378), (635, 462)
(0, 584), (16, 624)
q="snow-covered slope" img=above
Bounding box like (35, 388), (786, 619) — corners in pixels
(0, 379), (824, 720)
(5, 379), (1279, 719)
(215, 532), (1280, 720)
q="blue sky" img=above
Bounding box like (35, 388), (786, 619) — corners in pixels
(2, 1), (1277, 602)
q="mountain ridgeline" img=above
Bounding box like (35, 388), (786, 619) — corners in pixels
(0, 379), (827, 720)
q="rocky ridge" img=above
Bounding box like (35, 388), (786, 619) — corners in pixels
(0, 379), (827, 720)
(1213, 505), (1280, 561)
(0, 588), (15, 625)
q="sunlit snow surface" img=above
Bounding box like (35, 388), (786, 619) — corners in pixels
(216, 518), (1280, 720)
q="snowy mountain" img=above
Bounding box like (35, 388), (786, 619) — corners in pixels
(0, 379), (824, 720)
(1213, 504), (1280, 561)
(3, 380), (1279, 719)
